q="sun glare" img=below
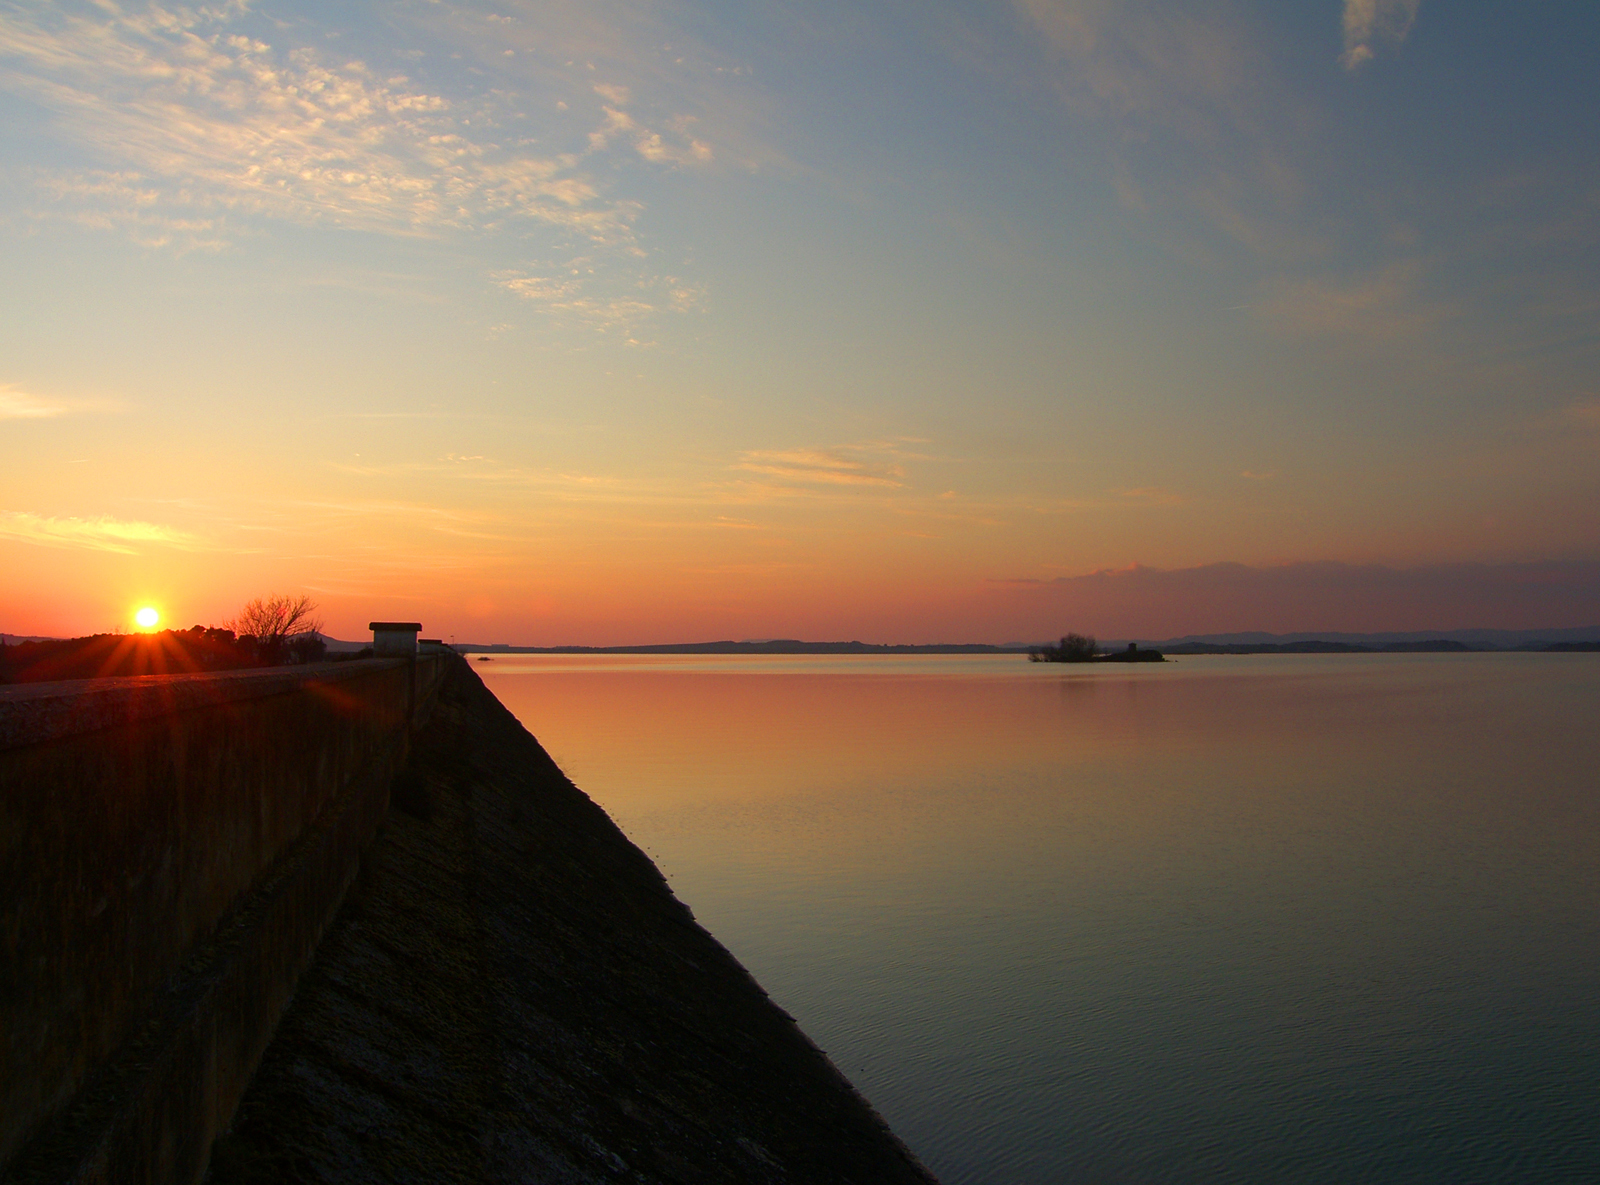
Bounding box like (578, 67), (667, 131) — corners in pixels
(135, 606), (160, 630)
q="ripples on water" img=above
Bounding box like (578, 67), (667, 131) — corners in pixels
(483, 654), (1600, 1183)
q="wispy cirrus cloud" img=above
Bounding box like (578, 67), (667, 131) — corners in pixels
(1257, 260), (1443, 341)
(0, 0), (719, 270)
(994, 1), (1338, 267)
(735, 447), (907, 488)
(31, 170), (228, 251)
(1010, 0), (1253, 118)
(0, 511), (200, 554)
(1111, 486), (1184, 506)
(584, 82), (710, 164)
(0, 3), (625, 243)
(493, 256), (704, 333)
(1342, 0), (1422, 70)
(494, 268), (655, 332)
(0, 0), (737, 337)
(0, 383), (117, 419)
(0, 386), (66, 419)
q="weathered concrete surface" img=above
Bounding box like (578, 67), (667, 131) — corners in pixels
(0, 657), (444, 1183)
(0, 664), (404, 750)
(209, 658), (938, 1184)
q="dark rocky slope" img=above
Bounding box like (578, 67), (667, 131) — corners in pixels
(207, 657), (937, 1184)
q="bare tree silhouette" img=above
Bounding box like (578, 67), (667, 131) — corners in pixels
(229, 594), (324, 665)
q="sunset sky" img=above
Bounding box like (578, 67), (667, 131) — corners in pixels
(2, 0), (1597, 643)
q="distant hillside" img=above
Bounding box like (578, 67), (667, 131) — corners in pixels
(315, 632), (371, 653)
(456, 629), (1600, 656)
(1156, 639), (1477, 656)
(453, 639), (1027, 656)
(1122, 626), (1600, 653)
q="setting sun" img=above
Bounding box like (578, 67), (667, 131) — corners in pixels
(134, 607), (159, 630)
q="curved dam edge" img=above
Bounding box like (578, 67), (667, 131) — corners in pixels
(207, 655), (939, 1184)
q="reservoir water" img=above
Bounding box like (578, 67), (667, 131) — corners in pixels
(482, 653), (1600, 1183)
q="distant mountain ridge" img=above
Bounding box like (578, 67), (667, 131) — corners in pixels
(452, 639), (1026, 655)
(454, 628), (1600, 655)
(1118, 626), (1600, 651)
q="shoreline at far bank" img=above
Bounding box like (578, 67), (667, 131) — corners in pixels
(447, 632), (1600, 657)
(451, 640), (1028, 656)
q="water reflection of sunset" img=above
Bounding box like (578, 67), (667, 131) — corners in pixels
(483, 652), (1588, 888)
(482, 653), (1600, 1183)
(484, 653), (1571, 813)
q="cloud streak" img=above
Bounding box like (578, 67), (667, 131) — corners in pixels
(0, 511), (200, 554)
(0, 386), (66, 419)
(1258, 260), (1439, 340)
(735, 448), (907, 488)
(494, 267), (661, 332)
(1342, 0), (1422, 70)
(1011, 0), (1253, 118)
(997, 1), (1344, 269)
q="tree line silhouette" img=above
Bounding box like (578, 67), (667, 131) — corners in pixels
(0, 595), (351, 684)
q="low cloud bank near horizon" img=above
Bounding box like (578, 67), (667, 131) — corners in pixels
(996, 559), (1600, 639)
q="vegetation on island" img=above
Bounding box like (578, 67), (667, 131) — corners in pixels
(1029, 632), (1168, 663)
(1029, 633), (1099, 662)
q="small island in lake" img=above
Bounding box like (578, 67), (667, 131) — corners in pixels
(1029, 633), (1166, 663)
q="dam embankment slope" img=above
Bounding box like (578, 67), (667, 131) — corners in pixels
(208, 657), (937, 1184)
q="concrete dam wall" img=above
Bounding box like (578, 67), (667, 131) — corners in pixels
(1, 654), (936, 1184)
(1, 657), (448, 1184)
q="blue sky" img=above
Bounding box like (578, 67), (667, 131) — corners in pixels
(2, 0), (1597, 641)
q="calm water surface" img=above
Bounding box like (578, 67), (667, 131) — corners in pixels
(482, 654), (1600, 1183)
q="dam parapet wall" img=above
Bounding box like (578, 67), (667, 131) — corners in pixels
(0, 656), (447, 1184)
